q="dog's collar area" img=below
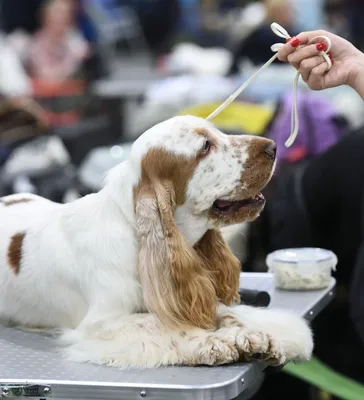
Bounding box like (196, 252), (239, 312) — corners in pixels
(206, 22), (332, 149)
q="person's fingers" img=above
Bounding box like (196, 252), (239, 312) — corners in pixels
(277, 37), (302, 62)
(277, 30), (330, 62)
(306, 62), (330, 90)
(294, 30), (330, 46)
(299, 56), (327, 83)
(287, 43), (328, 69)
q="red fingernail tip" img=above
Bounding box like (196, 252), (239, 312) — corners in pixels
(291, 38), (300, 47)
(316, 42), (327, 51)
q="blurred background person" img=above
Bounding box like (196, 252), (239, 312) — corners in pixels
(227, 0), (299, 75)
(26, 0), (90, 82)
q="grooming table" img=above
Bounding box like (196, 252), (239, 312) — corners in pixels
(0, 273), (335, 400)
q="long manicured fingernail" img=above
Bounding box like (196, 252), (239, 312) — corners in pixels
(290, 37), (300, 47)
(316, 42), (327, 51)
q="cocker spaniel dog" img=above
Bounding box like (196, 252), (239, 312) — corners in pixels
(0, 116), (313, 368)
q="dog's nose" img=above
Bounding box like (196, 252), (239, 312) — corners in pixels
(264, 141), (276, 161)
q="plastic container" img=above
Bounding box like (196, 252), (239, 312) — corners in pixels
(266, 248), (337, 291)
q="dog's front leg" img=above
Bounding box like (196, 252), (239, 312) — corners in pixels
(216, 304), (313, 364)
(61, 313), (242, 368)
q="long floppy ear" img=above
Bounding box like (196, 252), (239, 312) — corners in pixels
(194, 229), (241, 306)
(135, 180), (217, 330)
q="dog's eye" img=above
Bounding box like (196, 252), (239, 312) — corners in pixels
(201, 140), (211, 155)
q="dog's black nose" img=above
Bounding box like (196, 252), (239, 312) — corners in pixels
(264, 142), (276, 161)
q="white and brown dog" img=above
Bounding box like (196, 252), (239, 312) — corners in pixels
(0, 116), (313, 368)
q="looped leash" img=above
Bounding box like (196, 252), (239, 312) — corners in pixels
(206, 22), (333, 148)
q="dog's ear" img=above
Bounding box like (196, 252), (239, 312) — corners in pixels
(195, 229), (241, 306)
(135, 179), (217, 329)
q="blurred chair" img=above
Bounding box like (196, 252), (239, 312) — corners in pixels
(31, 79), (86, 128)
(0, 97), (47, 162)
(53, 116), (114, 166)
(31, 78), (118, 166)
(0, 96), (60, 198)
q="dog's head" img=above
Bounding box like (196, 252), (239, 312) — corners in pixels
(132, 116), (276, 329)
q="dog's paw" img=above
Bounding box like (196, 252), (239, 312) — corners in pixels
(251, 335), (286, 366)
(236, 329), (286, 366)
(263, 312), (314, 362)
(196, 335), (240, 366)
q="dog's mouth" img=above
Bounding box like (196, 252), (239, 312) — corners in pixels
(212, 193), (265, 214)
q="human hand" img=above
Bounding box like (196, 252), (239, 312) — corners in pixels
(277, 30), (364, 98)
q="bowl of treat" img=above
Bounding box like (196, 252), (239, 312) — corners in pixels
(266, 248), (337, 291)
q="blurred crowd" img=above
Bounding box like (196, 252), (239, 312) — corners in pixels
(2, 1), (364, 400)
(1, 0), (364, 105)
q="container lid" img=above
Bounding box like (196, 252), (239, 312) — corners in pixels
(266, 248), (337, 270)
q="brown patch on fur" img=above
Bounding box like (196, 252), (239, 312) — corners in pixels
(208, 137), (275, 225)
(239, 138), (275, 199)
(7, 233), (25, 275)
(1, 198), (33, 206)
(194, 127), (212, 138)
(134, 148), (200, 206)
(134, 148), (218, 330)
(218, 315), (244, 329)
(195, 229), (241, 306)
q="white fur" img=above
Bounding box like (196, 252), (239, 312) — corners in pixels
(0, 116), (313, 367)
